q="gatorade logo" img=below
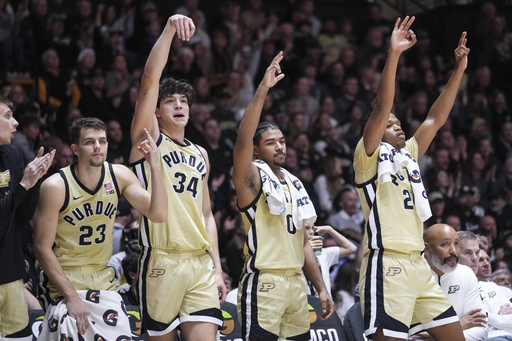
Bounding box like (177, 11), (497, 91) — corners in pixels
(149, 269), (166, 277)
(410, 170), (422, 183)
(116, 336), (130, 341)
(488, 291), (496, 298)
(86, 290), (100, 303)
(94, 334), (106, 341)
(103, 309), (118, 326)
(260, 283), (275, 292)
(386, 267), (402, 276)
(308, 303), (317, 323)
(49, 316), (59, 332)
(60, 334), (73, 341)
(60, 313), (69, 324)
(448, 285), (460, 294)
(220, 310), (235, 334)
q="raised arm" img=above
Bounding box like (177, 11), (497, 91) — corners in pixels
(129, 14), (195, 162)
(33, 175), (90, 336)
(232, 52), (285, 207)
(363, 16), (416, 156)
(117, 129), (167, 222)
(414, 32), (470, 158)
(314, 225), (358, 259)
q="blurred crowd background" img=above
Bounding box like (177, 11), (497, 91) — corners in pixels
(8, 0), (512, 319)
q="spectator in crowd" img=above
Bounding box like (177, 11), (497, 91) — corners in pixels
(19, 0), (49, 70)
(78, 68), (114, 122)
(317, 16), (349, 65)
(11, 113), (40, 165)
(41, 13), (78, 71)
(333, 259), (357, 321)
(36, 48), (80, 116)
(496, 121), (512, 164)
(119, 249), (140, 306)
(452, 185), (482, 232)
(74, 48), (96, 92)
(304, 222), (357, 298)
(105, 118), (129, 164)
(326, 186), (365, 235)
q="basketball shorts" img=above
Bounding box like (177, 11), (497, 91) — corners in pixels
(0, 279), (29, 337)
(359, 250), (458, 339)
(238, 270), (310, 341)
(138, 249), (223, 336)
(39, 266), (119, 310)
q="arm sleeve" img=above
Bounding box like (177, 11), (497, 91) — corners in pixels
(0, 146), (27, 225)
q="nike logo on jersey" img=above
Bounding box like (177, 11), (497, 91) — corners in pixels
(73, 195), (83, 200)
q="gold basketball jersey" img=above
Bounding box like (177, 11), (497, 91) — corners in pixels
(132, 133), (212, 252)
(240, 180), (305, 274)
(353, 137), (425, 254)
(56, 162), (119, 269)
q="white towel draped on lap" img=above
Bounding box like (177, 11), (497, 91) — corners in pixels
(39, 290), (131, 341)
(254, 160), (317, 229)
(378, 142), (432, 222)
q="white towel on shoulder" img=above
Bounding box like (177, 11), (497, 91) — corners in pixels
(378, 142), (432, 222)
(254, 160), (317, 229)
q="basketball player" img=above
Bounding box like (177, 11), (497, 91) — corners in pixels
(33, 117), (167, 339)
(353, 16), (469, 340)
(0, 95), (54, 341)
(128, 14), (226, 340)
(232, 52), (334, 341)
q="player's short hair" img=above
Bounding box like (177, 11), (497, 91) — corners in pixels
(158, 78), (196, 107)
(457, 230), (478, 242)
(70, 117), (107, 144)
(253, 121), (281, 145)
(0, 95), (14, 112)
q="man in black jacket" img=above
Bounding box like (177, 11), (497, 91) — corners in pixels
(0, 95), (54, 339)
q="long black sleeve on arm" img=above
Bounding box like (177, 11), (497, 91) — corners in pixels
(0, 145), (28, 284)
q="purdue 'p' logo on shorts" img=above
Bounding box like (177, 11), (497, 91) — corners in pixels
(386, 267), (402, 276)
(260, 283), (276, 292)
(149, 269), (166, 277)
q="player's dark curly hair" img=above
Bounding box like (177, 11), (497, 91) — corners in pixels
(158, 78), (196, 107)
(253, 121), (281, 145)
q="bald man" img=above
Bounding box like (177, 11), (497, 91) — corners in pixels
(418, 224), (487, 341)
